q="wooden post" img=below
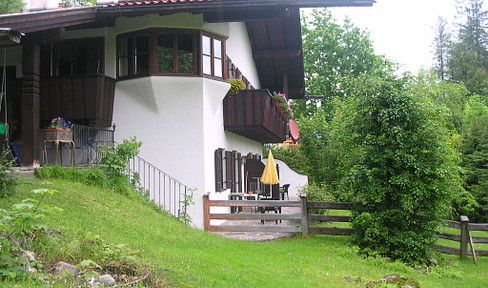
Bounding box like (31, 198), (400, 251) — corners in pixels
(203, 193), (210, 231)
(469, 231), (477, 263)
(460, 215), (469, 259)
(21, 41), (41, 167)
(300, 193), (308, 237)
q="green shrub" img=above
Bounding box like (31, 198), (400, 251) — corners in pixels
(0, 189), (62, 280)
(0, 148), (17, 197)
(226, 79), (246, 95)
(264, 145), (309, 175)
(343, 71), (460, 263)
(34, 165), (66, 180)
(99, 137), (141, 177)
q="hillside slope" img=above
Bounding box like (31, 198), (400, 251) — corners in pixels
(1, 177), (487, 287)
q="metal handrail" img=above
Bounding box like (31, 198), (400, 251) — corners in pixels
(128, 155), (192, 221)
(71, 124), (191, 222)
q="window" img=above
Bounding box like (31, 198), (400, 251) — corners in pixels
(118, 34), (149, 77)
(202, 34), (224, 78)
(158, 32), (195, 73)
(117, 29), (225, 79)
(41, 38), (104, 77)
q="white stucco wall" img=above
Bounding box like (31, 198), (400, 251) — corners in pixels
(27, 0), (61, 11)
(265, 158), (309, 199)
(226, 22), (261, 88)
(113, 75), (262, 228)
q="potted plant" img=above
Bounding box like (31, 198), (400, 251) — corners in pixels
(45, 117), (73, 141)
(272, 92), (293, 120)
(226, 79), (246, 96)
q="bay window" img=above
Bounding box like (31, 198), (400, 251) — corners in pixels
(202, 34), (224, 78)
(117, 29), (225, 79)
(157, 32), (195, 73)
(118, 34), (149, 77)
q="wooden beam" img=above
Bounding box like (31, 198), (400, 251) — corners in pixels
(24, 28), (66, 44)
(253, 49), (301, 59)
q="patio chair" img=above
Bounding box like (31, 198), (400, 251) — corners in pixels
(279, 184), (290, 200)
(259, 197), (281, 224)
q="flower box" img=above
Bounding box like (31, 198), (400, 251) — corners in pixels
(44, 127), (73, 141)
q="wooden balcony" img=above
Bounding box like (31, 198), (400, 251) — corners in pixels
(40, 74), (116, 127)
(223, 89), (286, 143)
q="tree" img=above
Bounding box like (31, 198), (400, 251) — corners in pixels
(0, 0), (24, 14)
(446, 0), (488, 95)
(415, 69), (470, 132)
(432, 17), (453, 80)
(460, 96), (488, 222)
(61, 0), (96, 8)
(297, 9), (376, 119)
(343, 69), (462, 263)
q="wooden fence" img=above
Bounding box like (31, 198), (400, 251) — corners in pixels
(433, 215), (488, 260)
(203, 193), (352, 236)
(203, 193), (488, 259)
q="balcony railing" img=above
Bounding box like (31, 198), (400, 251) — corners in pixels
(223, 89), (286, 143)
(40, 74), (116, 127)
(72, 124), (115, 166)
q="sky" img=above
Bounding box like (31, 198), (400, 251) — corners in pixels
(323, 0), (459, 74)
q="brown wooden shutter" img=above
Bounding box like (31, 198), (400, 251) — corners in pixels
(214, 148), (223, 192)
(237, 152), (242, 193)
(225, 150), (233, 191)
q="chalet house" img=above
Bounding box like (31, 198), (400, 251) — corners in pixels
(0, 0), (374, 228)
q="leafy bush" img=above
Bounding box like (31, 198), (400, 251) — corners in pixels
(343, 70), (462, 263)
(299, 183), (335, 216)
(99, 137), (142, 177)
(264, 145), (309, 175)
(0, 148), (17, 197)
(0, 189), (62, 280)
(227, 79), (246, 95)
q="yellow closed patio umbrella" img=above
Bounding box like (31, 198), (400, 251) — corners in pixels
(260, 151), (279, 197)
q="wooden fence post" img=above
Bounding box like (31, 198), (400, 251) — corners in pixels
(203, 192), (210, 231)
(460, 215), (469, 259)
(300, 193), (309, 237)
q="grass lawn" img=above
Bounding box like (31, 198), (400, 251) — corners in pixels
(1, 177), (487, 287)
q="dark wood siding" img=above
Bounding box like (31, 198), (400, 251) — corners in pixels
(223, 89), (286, 143)
(40, 74), (115, 127)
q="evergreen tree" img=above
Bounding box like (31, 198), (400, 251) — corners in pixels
(432, 17), (452, 80)
(460, 97), (488, 222)
(448, 0), (488, 94)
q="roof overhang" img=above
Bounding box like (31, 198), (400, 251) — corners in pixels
(0, 7), (98, 34)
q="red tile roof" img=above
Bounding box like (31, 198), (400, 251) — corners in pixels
(102, 0), (375, 8)
(103, 0), (227, 8)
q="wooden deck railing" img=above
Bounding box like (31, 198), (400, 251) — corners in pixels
(204, 193), (488, 259)
(223, 89), (287, 143)
(41, 74), (116, 127)
(203, 193), (351, 236)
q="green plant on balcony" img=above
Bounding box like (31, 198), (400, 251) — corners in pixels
(50, 117), (72, 129)
(272, 92), (294, 120)
(227, 79), (246, 96)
